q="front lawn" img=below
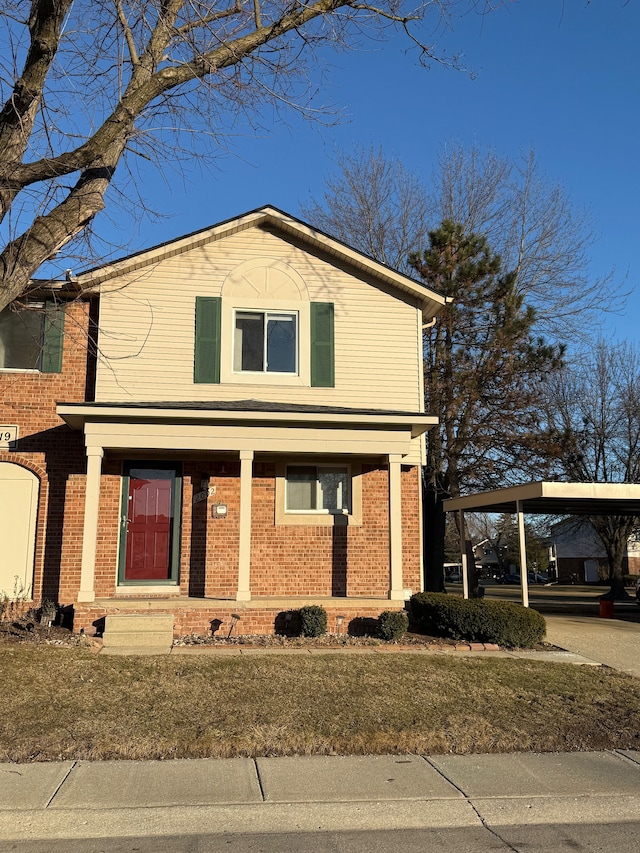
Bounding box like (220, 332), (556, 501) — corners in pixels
(1, 641), (639, 761)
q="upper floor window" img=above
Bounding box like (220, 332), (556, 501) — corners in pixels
(233, 310), (297, 374)
(194, 297), (334, 387)
(0, 302), (64, 373)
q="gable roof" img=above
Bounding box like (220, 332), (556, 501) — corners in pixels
(75, 205), (449, 319)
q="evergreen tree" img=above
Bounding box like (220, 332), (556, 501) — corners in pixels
(409, 221), (562, 593)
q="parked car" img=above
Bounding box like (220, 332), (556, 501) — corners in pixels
(496, 571), (548, 585)
(496, 573), (521, 585)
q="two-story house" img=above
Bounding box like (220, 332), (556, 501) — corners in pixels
(0, 207), (446, 639)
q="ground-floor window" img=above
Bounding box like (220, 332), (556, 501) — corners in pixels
(285, 464), (350, 514)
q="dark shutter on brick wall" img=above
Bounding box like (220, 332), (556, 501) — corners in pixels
(194, 296), (222, 384)
(310, 302), (335, 388)
(41, 302), (65, 373)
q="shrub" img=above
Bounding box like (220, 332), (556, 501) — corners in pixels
(298, 605), (327, 638)
(410, 592), (546, 649)
(347, 617), (378, 637)
(377, 610), (409, 641)
(38, 600), (58, 626)
(274, 610), (302, 637)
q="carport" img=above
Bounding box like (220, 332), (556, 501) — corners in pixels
(443, 481), (640, 606)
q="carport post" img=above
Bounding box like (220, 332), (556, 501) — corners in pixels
(516, 499), (529, 608)
(459, 509), (469, 599)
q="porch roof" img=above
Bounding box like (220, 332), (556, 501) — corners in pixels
(57, 400), (437, 439)
(443, 481), (640, 517)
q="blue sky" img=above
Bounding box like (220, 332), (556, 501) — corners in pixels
(85, 0), (639, 343)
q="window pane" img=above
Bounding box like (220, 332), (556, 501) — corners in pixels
(266, 314), (296, 373)
(234, 312), (264, 372)
(0, 307), (43, 369)
(286, 466), (316, 510)
(318, 468), (349, 511)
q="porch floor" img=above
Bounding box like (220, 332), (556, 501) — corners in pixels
(92, 595), (406, 610)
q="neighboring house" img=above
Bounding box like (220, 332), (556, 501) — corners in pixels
(0, 206), (446, 637)
(548, 518), (640, 582)
(471, 538), (512, 577)
(472, 539), (500, 575)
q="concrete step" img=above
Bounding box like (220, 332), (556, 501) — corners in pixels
(102, 614), (174, 651)
(101, 646), (171, 656)
(104, 614), (174, 634)
(103, 631), (174, 648)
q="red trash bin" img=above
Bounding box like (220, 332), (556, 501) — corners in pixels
(599, 599), (614, 618)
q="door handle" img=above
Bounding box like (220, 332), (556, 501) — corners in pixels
(121, 514), (130, 529)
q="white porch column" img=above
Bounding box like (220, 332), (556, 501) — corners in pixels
(236, 450), (254, 602)
(78, 445), (104, 603)
(459, 509), (470, 600)
(516, 499), (530, 608)
(388, 454), (404, 600)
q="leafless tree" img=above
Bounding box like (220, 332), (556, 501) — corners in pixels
(0, 0), (509, 312)
(302, 143), (626, 341)
(301, 145), (432, 273)
(543, 340), (640, 597)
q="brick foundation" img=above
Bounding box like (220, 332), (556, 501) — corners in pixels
(74, 601), (404, 638)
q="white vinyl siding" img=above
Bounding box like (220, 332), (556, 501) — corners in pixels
(95, 228), (424, 415)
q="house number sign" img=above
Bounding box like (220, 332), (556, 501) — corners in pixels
(0, 425), (18, 448)
(193, 487), (216, 505)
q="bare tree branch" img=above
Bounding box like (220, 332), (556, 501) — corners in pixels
(114, 0), (140, 66)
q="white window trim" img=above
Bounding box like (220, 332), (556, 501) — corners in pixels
(275, 459), (363, 527)
(220, 297), (310, 387)
(232, 308), (299, 377)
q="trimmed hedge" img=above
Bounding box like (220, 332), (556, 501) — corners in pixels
(410, 592), (546, 649)
(377, 610), (409, 641)
(298, 605), (328, 638)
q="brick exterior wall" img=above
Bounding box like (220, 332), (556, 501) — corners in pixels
(557, 556), (640, 583)
(86, 456), (421, 607)
(1, 297), (423, 636)
(0, 299), (91, 604)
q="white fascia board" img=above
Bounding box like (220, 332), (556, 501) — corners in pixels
(57, 403), (438, 437)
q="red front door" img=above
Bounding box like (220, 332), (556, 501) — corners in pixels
(124, 467), (176, 581)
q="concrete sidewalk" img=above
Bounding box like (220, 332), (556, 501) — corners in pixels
(1, 751), (640, 845)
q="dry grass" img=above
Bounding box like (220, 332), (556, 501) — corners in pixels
(1, 641), (640, 762)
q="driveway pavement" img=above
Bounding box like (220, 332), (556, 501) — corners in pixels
(544, 612), (640, 677)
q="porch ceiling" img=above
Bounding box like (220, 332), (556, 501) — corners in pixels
(443, 481), (640, 517)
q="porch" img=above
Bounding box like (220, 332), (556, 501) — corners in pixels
(57, 401), (435, 623)
(74, 594), (406, 639)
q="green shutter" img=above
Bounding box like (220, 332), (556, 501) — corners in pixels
(41, 302), (65, 373)
(194, 296), (221, 383)
(310, 302), (335, 388)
